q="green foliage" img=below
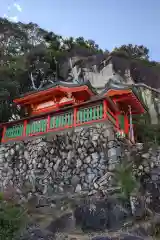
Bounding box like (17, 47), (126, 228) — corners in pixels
(114, 161), (138, 200)
(0, 17), (103, 124)
(136, 122), (160, 144)
(133, 113), (160, 144)
(112, 44), (160, 71)
(152, 224), (160, 238)
(0, 17), (159, 128)
(113, 44), (149, 60)
(0, 192), (27, 240)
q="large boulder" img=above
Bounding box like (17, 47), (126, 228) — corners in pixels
(107, 197), (131, 230)
(74, 200), (108, 231)
(46, 212), (75, 234)
(19, 226), (54, 240)
(74, 197), (131, 232)
(92, 234), (147, 240)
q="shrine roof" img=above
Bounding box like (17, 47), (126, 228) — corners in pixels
(14, 80), (98, 105)
(101, 79), (147, 112)
(19, 80), (97, 98)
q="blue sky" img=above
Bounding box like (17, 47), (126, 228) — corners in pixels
(0, 0), (160, 61)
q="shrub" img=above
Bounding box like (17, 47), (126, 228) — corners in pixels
(135, 122), (160, 144)
(0, 191), (27, 240)
(114, 161), (138, 200)
(133, 114), (160, 144)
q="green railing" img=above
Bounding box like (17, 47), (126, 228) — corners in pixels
(76, 103), (103, 124)
(4, 124), (24, 139)
(49, 111), (73, 129)
(2, 100), (127, 143)
(26, 118), (47, 136)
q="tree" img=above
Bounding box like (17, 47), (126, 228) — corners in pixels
(0, 189), (27, 240)
(1, 18), (156, 127)
(114, 161), (138, 200)
(0, 17), (104, 124)
(113, 157), (140, 216)
(113, 44), (149, 60)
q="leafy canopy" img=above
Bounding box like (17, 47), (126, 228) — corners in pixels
(0, 17), (156, 127)
(0, 18), (103, 124)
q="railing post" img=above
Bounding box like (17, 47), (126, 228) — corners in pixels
(1, 125), (6, 143)
(73, 107), (77, 127)
(47, 115), (50, 132)
(23, 120), (27, 137)
(103, 99), (107, 119)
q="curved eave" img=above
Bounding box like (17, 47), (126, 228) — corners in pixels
(131, 89), (148, 113)
(113, 92), (146, 115)
(14, 84), (96, 105)
(102, 80), (147, 113)
(102, 87), (147, 114)
(18, 80), (97, 98)
(128, 92), (146, 114)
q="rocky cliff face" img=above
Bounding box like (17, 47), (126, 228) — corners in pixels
(66, 54), (160, 124)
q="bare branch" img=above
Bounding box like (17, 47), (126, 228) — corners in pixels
(30, 72), (37, 90)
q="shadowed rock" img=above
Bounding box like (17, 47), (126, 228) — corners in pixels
(46, 212), (75, 234)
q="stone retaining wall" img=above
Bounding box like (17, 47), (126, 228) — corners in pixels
(0, 124), (122, 199)
(1, 121), (160, 216)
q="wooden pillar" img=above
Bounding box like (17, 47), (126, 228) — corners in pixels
(47, 115), (50, 132)
(23, 120), (27, 137)
(73, 107), (77, 127)
(115, 113), (120, 130)
(124, 115), (129, 134)
(1, 125), (6, 143)
(103, 99), (107, 119)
